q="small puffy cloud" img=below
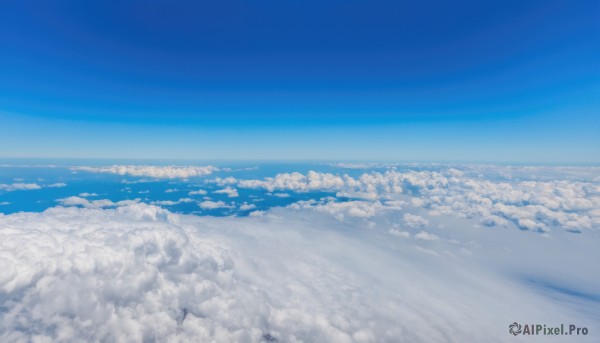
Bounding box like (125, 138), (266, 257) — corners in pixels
(47, 182), (67, 188)
(402, 213), (429, 228)
(199, 200), (231, 210)
(152, 198), (195, 206)
(189, 189), (208, 195)
(214, 187), (239, 198)
(213, 176), (237, 185)
(57, 196), (140, 209)
(239, 203), (257, 211)
(0, 201), (10, 205)
(0, 183), (42, 191)
(271, 193), (290, 198)
(165, 188), (179, 193)
(414, 231), (440, 241)
(72, 165), (218, 179)
(78, 192), (98, 197)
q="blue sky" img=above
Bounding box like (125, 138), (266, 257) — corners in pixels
(0, 0), (598, 162)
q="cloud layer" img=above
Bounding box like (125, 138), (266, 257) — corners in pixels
(1, 201), (598, 342)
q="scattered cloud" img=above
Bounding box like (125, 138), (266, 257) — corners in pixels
(0, 182), (66, 192)
(72, 165), (218, 179)
(214, 187), (239, 198)
(199, 200), (232, 210)
(78, 192), (98, 197)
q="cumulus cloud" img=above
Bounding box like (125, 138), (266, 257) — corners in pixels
(188, 189), (207, 195)
(0, 183), (42, 191)
(0, 203), (597, 342)
(199, 200), (232, 210)
(0, 182), (66, 192)
(414, 231), (440, 241)
(239, 203), (257, 211)
(213, 187), (239, 198)
(151, 198), (195, 206)
(72, 165), (218, 179)
(402, 213), (429, 228)
(78, 192), (98, 197)
(232, 167), (600, 234)
(57, 196), (140, 209)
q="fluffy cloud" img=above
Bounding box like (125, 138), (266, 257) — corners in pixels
(239, 203), (257, 211)
(0, 182), (66, 192)
(57, 196), (140, 209)
(0, 203), (597, 342)
(78, 192), (98, 197)
(151, 198), (195, 206)
(72, 165), (218, 179)
(188, 189), (208, 195)
(213, 187), (239, 198)
(0, 183), (41, 191)
(233, 167), (600, 234)
(198, 200), (231, 210)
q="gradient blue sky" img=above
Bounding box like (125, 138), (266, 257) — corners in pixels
(1, 0), (598, 162)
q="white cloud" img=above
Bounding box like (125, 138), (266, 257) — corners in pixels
(414, 231), (440, 241)
(199, 200), (231, 210)
(72, 165), (218, 179)
(239, 203), (257, 211)
(47, 182), (67, 188)
(0, 201), (10, 205)
(78, 192), (98, 197)
(402, 213), (428, 228)
(188, 189), (208, 195)
(232, 167), (600, 233)
(271, 192), (290, 198)
(0, 183), (42, 191)
(57, 196), (140, 209)
(165, 188), (179, 193)
(152, 198), (195, 206)
(213, 187), (239, 198)
(0, 203), (597, 342)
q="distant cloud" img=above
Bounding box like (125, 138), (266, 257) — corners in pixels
(152, 198), (195, 206)
(57, 196), (140, 209)
(198, 200), (231, 210)
(72, 165), (218, 179)
(0, 183), (42, 191)
(213, 187), (239, 198)
(239, 203), (256, 211)
(188, 189), (207, 195)
(78, 192), (98, 197)
(232, 167), (600, 233)
(0, 182), (66, 192)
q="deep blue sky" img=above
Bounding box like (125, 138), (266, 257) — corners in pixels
(0, 0), (598, 162)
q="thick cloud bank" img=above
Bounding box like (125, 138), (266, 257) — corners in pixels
(72, 165), (218, 179)
(1, 201), (599, 342)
